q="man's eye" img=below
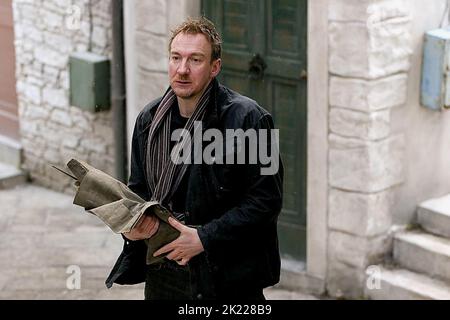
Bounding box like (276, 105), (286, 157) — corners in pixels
(171, 56), (180, 61)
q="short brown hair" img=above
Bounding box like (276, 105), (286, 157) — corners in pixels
(169, 17), (222, 62)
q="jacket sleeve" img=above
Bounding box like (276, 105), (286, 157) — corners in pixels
(127, 111), (151, 201)
(197, 113), (284, 253)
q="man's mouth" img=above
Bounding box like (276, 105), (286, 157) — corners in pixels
(176, 80), (191, 85)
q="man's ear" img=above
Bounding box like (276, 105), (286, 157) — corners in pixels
(211, 58), (222, 78)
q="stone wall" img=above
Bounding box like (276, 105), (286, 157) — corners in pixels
(12, 0), (115, 193)
(327, 0), (412, 298)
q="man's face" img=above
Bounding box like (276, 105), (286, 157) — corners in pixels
(169, 32), (221, 101)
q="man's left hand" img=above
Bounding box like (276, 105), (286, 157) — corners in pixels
(153, 217), (205, 266)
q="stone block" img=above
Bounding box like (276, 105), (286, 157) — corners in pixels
(40, 8), (64, 32)
(328, 231), (391, 269)
(394, 231), (450, 282)
(330, 74), (408, 112)
(329, 0), (409, 22)
(329, 18), (412, 79)
(44, 32), (73, 54)
(327, 260), (365, 299)
(136, 31), (168, 73)
(43, 88), (68, 109)
(167, 0), (201, 32)
(138, 69), (168, 108)
(34, 46), (67, 68)
(23, 84), (41, 105)
(329, 189), (392, 237)
(365, 266), (450, 300)
(330, 108), (390, 140)
(50, 110), (72, 127)
(136, 0), (167, 35)
(92, 25), (108, 48)
(80, 138), (107, 154)
(329, 134), (404, 193)
(61, 135), (80, 149)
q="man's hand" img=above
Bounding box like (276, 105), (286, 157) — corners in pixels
(153, 217), (204, 266)
(123, 214), (159, 241)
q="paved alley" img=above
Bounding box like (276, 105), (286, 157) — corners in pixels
(0, 184), (316, 300)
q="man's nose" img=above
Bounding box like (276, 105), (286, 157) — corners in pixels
(177, 59), (190, 75)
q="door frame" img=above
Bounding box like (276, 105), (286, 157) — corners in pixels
(274, 0), (328, 294)
(306, 0), (328, 287)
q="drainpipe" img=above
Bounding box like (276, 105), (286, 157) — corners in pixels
(111, 0), (127, 183)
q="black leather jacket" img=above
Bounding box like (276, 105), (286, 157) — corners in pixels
(106, 79), (283, 295)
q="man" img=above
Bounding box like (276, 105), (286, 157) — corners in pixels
(106, 17), (283, 300)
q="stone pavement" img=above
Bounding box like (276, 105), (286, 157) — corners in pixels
(0, 184), (317, 300)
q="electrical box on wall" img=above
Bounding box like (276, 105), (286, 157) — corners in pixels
(69, 52), (110, 112)
(421, 28), (450, 111)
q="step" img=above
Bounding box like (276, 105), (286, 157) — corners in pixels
(394, 231), (450, 282)
(0, 135), (22, 168)
(418, 195), (450, 238)
(0, 163), (27, 189)
(365, 266), (450, 300)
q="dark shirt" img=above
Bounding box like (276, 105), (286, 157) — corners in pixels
(169, 103), (190, 220)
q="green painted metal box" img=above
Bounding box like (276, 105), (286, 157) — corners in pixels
(69, 52), (111, 112)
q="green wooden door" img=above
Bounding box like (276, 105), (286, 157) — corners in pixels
(203, 0), (307, 262)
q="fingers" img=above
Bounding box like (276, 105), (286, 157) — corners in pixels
(123, 232), (138, 241)
(124, 215), (159, 241)
(147, 218), (160, 238)
(176, 257), (189, 266)
(154, 241), (175, 257)
(166, 249), (183, 261)
(139, 215), (157, 231)
(168, 217), (185, 231)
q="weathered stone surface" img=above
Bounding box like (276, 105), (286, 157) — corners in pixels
(44, 32), (72, 54)
(327, 260), (366, 299)
(328, 231), (391, 269)
(166, 0), (201, 31)
(0, 183), (308, 299)
(34, 46), (67, 68)
(136, 31), (168, 73)
(50, 109), (72, 127)
(418, 195), (450, 238)
(365, 266), (450, 300)
(394, 231), (450, 282)
(330, 74), (408, 112)
(136, 0), (167, 35)
(329, 189), (392, 237)
(13, 0), (115, 192)
(23, 84), (41, 105)
(329, 0), (409, 22)
(330, 108), (390, 140)
(92, 25), (108, 48)
(138, 69), (168, 108)
(329, 134), (405, 192)
(43, 87), (67, 109)
(329, 18), (412, 79)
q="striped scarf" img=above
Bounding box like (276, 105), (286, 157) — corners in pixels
(145, 81), (213, 206)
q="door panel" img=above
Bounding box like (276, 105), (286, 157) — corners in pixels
(0, 0), (19, 141)
(203, 0), (307, 262)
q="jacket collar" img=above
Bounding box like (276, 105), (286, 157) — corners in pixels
(202, 77), (220, 131)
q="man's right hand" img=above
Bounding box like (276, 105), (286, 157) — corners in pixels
(123, 214), (160, 241)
